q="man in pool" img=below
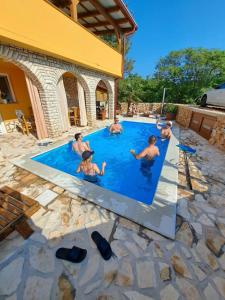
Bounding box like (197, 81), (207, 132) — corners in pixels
(156, 120), (172, 139)
(72, 133), (90, 156)
(76, 150), (106, 182)
(130, 135), (160, 160)
(109, 118), (122, 134)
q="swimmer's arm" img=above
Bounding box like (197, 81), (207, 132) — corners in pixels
(109, 124), (114, 132)
(130, 149), (147, 160)
(156, 120), (162, 130)
(156, 147), (160, 156)
(72, 143), (76, 152)
(76, 164), (81, 173)
(94, 162), (106, 176)
(85, 141), (90, 150)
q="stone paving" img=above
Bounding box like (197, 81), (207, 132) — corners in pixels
(0, 122), (225, 300)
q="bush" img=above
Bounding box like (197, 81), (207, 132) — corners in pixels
(164, 103), (178, 114)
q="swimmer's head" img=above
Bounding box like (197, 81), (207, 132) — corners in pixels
(148, 135), (157, 145)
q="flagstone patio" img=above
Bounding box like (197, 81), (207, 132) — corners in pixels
(0, 120), (225, 300)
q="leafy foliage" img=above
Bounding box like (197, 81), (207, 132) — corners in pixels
(163, 103), (178, 113)
(118, 48), (225, 104)
(124, 39), (135, 76)
(101, 35), (134, 75)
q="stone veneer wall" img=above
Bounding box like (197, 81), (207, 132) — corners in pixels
(120, 102), (162, 114)
(209, 117), (225, 150)
(176, 105), (225, 150)
(176, 105), (193, 128)
(0, 44), (115, 137)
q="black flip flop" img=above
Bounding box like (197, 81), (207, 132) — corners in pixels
(91, 231), (112, 260)
(55, 246), (87, 263)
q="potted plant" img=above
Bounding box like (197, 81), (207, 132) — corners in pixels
(163, 103), (178, 120)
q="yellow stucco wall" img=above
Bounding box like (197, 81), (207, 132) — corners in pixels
(0, 61), (31, 121)
(0, 0), (123, 78)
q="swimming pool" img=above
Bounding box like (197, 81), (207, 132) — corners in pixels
(13, 119), (179, 238)
(32, 121), (169, 205)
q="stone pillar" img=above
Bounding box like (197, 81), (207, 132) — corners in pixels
(108, 92), (115, 120)
(108, 82), (115, 120)
(39, 87), (63, 137)
(56, 78), (70, 132)
(85, 87), (97, 127)
(77, 81), (87, 126)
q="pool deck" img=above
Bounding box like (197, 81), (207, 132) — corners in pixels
(11, 119), (179, 239)
(1, 117), (225, 300)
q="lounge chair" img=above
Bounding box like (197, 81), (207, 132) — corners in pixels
(15, 109), (32, 135)
(0, 186), (40, 241)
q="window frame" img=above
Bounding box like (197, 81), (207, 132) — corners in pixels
(0, 73), (16, 104)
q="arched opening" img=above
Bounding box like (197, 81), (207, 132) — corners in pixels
(96, 80), (109, 121)
(0, 58), (48, 139)
(56, 72), (88, 131)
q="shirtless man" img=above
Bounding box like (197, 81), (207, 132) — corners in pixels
(156, 120), (172, 139)
(109, 118), (122, 134)
(130, 135), (160, 160)
(72, 133), (90, 156)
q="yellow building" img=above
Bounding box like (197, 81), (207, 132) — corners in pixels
(0, 0), (137, 138)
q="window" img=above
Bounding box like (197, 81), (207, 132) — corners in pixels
(0, 74), (15, 104)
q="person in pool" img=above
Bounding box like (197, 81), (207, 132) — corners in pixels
(130, 135), (160, 161)
(76, 150), (106, 183)
(72, 133), (90, 156)
(109, 118), (122, 134)
(156, 120), (172, 139)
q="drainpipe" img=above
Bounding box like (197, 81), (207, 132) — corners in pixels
(114, 78), (119, 118)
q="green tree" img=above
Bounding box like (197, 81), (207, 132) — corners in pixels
(124, 38), (135, 76)
(154, 48), (225, 103)
(101, 35), (134, 75)
(118, 74), (142, 114)
(118, 48), (225, 105)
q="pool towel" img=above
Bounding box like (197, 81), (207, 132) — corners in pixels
(176, 144), (196, 154)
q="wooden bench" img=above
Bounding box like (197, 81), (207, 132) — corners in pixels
(0, 186), (40, 241)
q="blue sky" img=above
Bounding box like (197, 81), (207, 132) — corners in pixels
(125, 0), (225, 77)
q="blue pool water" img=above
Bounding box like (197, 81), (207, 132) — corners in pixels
(33, 121), (169, 204)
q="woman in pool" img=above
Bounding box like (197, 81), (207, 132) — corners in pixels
(76, 150), (106, 183)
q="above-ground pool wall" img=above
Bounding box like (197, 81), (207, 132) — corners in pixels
(176, 104), (225, 151)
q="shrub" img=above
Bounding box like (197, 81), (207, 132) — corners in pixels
(164, 103), (178, 114)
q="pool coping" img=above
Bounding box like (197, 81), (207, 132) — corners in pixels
(11, 119), (179, 239)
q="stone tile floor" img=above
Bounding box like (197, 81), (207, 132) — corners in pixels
(0, 121), (225, 300)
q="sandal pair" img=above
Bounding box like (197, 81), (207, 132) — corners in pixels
(56, 231), (112, 263)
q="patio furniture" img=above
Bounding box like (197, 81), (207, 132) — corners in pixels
(68, 107), (80, 126)
(142, 111), (153, 117)
(97, 109), (106, 120)
(126, 111), (133, 117)
(0, 186), (40, 241)
(15, 109), (32, 135)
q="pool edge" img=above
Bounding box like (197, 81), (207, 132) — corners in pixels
(11, 119), (179, 239)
